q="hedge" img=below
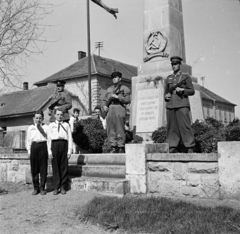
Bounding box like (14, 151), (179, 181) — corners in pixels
(152, 117), (240, 153)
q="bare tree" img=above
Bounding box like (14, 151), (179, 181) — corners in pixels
(0, 0), (53, 91)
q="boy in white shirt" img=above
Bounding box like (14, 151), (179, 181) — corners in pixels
(26, 110), (48, 195)
(69, 108), (80, 154)
(48, 109), (72, 195)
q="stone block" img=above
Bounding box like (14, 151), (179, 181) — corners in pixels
(187, 174), (200, 187)
(7, 171), (17, 182)
(10, 160), (19, 171)
(188, 163), (218, 174)
(200, 174), (219, 199)
(149, 180), (181, 196)
(149, 171), (174, 182)
(25, 167), (32, 184)
(173, 163), (187, 180)
(148, 162), (172, 172)
(126, 144), (147, 175)
(145, 143), (169, 153)
(126, 174), (147, 194)
(144, 8), (162, 31)
(0, 164), (7, 182)
(218, 142), (240, 201)
(182, 186), (201, 197)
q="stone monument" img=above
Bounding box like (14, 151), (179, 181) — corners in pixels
(131, 0), (204, 141)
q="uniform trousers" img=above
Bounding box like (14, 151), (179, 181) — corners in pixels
(106, 104), (126, 147)
(51, 140), (68, 190)
(166, 107), (195, 149)
(30, 142), (48, 190)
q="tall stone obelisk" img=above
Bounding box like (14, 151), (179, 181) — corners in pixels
(131, 0), (203, 141)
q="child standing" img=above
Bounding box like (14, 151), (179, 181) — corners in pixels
(69, 108), (80, 154)
(48, 109), (72, 195)
(26, 110), (48, 195)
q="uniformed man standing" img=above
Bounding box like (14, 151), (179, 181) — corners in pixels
(102, 71), (131, 153)
(165, 56), (195, 153)
(48, 80), (72, 122)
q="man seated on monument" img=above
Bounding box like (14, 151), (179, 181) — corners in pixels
(48, 80), (72, 123)
(102, 71), (131, 153)
(164, 56), (195, 153)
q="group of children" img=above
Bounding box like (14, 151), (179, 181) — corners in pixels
(26, 108), (81, 196)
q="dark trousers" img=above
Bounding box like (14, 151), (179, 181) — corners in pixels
(51, 140), (68, 190)
(166, 107), (195, 149)
(106, 105), (126, 147)
(30, 142), (48, 190)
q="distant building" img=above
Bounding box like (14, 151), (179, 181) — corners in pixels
(200, 86), (236, 123)
(0, 85), (82, 148)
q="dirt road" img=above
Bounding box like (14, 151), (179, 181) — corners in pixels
(0, 183), (113, 234)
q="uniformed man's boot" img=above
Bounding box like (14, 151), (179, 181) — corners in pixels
(110, 146), (118, 153)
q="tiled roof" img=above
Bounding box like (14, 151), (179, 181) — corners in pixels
(0, 86), (55, 118)
(200, 86), (236, 106)
(34, 54), (138, 85)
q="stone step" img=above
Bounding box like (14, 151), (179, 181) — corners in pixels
(68, 165), (125, 179)
(68, 153), (126, 165)
(71, 176), (130, 195)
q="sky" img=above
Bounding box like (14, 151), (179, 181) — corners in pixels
(21, 0), (240, 117)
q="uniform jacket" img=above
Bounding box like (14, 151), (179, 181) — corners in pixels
(48, 90), (72, 121)
(102, 84), (131, 108)
(164, 72), (195, 109)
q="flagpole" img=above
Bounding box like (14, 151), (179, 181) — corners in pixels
(87, 0), (92, 115)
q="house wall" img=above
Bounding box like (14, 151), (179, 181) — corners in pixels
(202, 99), (235, 124)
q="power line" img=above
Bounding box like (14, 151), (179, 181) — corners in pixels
(95, 41), (103, 56)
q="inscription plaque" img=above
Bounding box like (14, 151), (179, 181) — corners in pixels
(136, 89), (160, 132)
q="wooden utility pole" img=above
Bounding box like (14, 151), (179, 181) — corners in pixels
(87, 0), (92, 115)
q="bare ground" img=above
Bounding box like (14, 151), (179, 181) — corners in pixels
(1, 182), (240, 234)
(0, 182), (114, 234)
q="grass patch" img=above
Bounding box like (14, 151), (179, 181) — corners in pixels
(77, 196), (240, 234)
(0, 182), (32, 195)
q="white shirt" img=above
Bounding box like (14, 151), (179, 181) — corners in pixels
(69, 116), (79, 133)
(48, 121), (72, 155)
(26, 124), (48, 154)
(100, 116), (106, 129)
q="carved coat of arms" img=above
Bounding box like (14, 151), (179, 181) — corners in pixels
(144, 31), (169, 62)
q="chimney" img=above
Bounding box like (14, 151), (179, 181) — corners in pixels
(78, 51), (86, 60)
(23, 82), (28, 90)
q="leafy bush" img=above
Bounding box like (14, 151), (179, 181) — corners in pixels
(72, 118), (107, 153)
(102, 138), (111, 153)
(151, 118), (240, 153)
(225, 118), (240, 141)
(152, 126), (167, 143)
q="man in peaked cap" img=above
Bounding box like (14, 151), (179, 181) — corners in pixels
(164, 56), (195, 153)
(48, 80), (72, 122)
(102, 70), (131, 153)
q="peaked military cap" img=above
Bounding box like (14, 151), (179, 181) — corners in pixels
(54, 80), (66, 86)
(170, 56), (183, 64)
(111, 71), (122, 78)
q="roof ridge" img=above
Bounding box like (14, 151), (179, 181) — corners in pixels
(0, 85), (54, 97)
